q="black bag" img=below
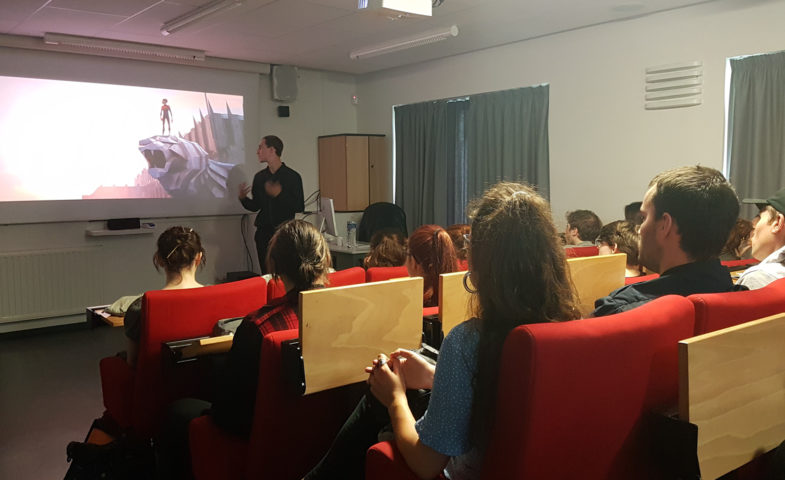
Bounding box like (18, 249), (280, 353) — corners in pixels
(64, 426), (154, 480)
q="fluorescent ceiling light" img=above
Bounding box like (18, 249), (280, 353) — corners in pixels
(161, 0), (242, 36)
(43, 33), (206, 61)
(349, 25), (458, 60)
(358, 0), (432, 17)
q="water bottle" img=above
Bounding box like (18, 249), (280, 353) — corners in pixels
(347, 221), (357, 248)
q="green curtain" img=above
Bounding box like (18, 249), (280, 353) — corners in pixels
(728, 51), (785, 218)
(465, 85), (550, 202)
(394, 99), (468, 230)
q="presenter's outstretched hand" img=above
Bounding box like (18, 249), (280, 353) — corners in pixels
(238, 182), (251, 200)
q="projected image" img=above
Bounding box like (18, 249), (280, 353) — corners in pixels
(0, 76), (244, 201)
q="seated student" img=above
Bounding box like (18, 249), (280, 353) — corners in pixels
(719, 218), (753, 261)
(406, 224), (460, 307)
(363, 229), (407, 268)
(564, 209), (602, 247)
(592, 166), (742, 317)
(124, 226), (205, 367)
(303, 182), (581, 480)
(157, 219), (331, 479)
(596, 220), (645, 277)
(446, 223), (471, 263)
(737, 188), (785, 289)
(625, 201), (644, 226)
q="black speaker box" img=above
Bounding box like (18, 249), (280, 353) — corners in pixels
(277, 105), (290, 117)
(107, 218), (141, 230)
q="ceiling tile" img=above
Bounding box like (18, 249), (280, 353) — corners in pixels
(11, 7), (127, 37)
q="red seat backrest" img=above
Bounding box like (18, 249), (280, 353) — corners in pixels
(244, 329), (365, 479)
(366, 266), (408, 282)
(327, 266), (366, 287)
(457, 259), (469, 271)
(267, 278), (287, 302)
(625, 273), (659, 285)
(688, 277), (785, 335)
(565, 245), (599, 258)
(133, 277), (267, 437)
(481, 295), (695, 480)
(721, 258), (759, 269)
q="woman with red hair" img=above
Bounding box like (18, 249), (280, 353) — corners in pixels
(405, 224), (460, 307)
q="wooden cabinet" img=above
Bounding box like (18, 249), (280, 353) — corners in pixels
(318, 134), (387, 211)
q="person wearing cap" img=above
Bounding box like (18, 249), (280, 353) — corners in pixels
(736, 188), (785, 289)
(592, 166), (742, 317)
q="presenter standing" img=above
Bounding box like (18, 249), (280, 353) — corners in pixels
(239, 135), (304, 273)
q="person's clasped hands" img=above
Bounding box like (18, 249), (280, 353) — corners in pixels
(366, 349), (435, 408)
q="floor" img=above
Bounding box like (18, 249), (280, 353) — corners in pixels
(0, 323), (126, 480)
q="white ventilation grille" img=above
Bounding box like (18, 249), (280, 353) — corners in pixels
(0, 247), (106, 323)
(645, 61), (702, 110)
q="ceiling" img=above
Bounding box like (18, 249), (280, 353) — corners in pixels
(0, 0), (716, 75)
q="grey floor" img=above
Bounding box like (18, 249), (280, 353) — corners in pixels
(0, 323), (126, 480)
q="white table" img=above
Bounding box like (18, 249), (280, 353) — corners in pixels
(328, 241), (370, 270)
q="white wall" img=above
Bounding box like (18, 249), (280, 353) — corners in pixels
(355, 0), (785, 228)
(0, 52), (358, 332)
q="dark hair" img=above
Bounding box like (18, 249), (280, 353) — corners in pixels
(407, 225), (459, 307)
(468, 182), (580, 449)
(566, 209), (602, 242)
(445, 224), (471, 261)
(596, 220), (641, 270)
(721, 218), (753, 259)
(648, 166), (739, 260)
(265, 219), (331, 295)
(262, 135), (284, 157)
(624, 201), (643, 225)
(154, 226), (205, 276)
(364, 229), (407, 268)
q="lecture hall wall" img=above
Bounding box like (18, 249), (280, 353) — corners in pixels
(355, 0), (785, 228)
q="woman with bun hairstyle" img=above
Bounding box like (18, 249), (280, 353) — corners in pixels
(405, 224), (460, 307)
(124, 226), (205, 367)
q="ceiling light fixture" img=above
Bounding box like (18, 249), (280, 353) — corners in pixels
(43, 33), (206, 61)
(349, 25), (458, 60)
(358, 0), (432, 17)
(161, 0), (242, 36)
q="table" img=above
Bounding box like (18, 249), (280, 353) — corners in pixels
(328, 241), (370, 270)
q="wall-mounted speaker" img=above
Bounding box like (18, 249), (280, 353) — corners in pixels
(271, 65), (298, 101)
(277, 106), (290, 117)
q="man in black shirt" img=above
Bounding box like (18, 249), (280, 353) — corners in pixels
(239, 135), (304, 273)
(592, 166), (743, 317)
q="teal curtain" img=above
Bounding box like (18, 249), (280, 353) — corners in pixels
(394, 85), (550, 230)
(394, 99), (468, 230)
(728, 51), (785, 218)
(465, 85), (550, 202)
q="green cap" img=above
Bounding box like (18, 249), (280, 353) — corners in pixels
(742, 187), (785, 215)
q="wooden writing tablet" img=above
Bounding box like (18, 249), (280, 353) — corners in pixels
(300, 277), (424, 395)
(567, 253), (626, 317)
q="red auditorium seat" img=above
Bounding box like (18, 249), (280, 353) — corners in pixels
(625, 273), (659, 285)
(366, 266), (408, 282)
(268, 267), (366, 301)
(564, 245), (599, 258)
(366, 295), (695, 480)
(189, 328), (364, 480)
(689, 276), (785, 335)
(99, 277), (267, 439)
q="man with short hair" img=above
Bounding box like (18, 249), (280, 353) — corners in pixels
(564, 210), (602, 246)
(239, 135), (304, 273)
(736, 188), (785, 289)
(592, 166), (742, 317)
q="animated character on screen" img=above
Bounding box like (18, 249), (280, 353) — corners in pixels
(160, 98), (173, 135)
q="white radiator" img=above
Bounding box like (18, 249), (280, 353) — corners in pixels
(0, 247), (106, 323)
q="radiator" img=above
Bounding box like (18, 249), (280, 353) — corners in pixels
(0, 247), (106, 323)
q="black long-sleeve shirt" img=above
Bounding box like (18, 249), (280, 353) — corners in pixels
(240, 163), (304, 230)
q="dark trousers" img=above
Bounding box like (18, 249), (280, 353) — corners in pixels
(155, 398), (212, 480)
(254, 227), (274, 274)
(304, 390), (430, 480)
